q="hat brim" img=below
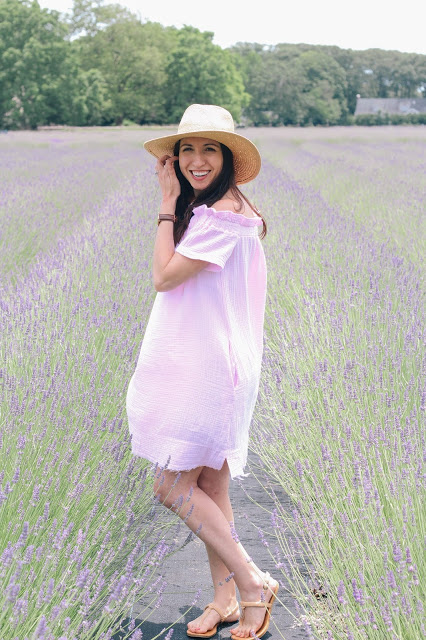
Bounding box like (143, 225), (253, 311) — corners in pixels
(143, 130), (261, 185)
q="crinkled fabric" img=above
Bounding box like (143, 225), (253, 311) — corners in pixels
(126, 205), (267, 479)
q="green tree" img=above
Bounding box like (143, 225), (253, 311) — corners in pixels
(0, 0), (69, 128)
(75, 19), (177, 124)
(318, 45), (364, 114)
(60, 65), (112, 125)
(343, 49), (426, 101)
(67, 0), (135, 39)
(165, 26), (249, 123)
(231, 43), (304, 125)
(295, 50), (348, 125)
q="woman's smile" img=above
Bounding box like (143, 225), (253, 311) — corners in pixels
(189, 170), (211, 183)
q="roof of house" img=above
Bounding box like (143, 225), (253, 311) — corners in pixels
(355, 98), (426, 115)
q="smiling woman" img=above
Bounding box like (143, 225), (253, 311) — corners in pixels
(126, 104), (279, 639)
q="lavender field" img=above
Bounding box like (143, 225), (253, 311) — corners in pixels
(1, 126), (425, 640)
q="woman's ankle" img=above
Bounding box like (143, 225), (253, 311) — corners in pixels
(211, 588), (238, 610)
(237, 570), (267, 599)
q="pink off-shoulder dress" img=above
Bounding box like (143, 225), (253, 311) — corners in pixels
(126, 204), (267, 479)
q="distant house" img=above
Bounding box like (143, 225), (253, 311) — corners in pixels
(355, 98), (426, 116)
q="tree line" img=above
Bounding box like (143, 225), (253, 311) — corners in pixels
(1, 0), (425, 129)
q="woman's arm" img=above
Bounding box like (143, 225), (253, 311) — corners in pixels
(152, 155), (209, 292)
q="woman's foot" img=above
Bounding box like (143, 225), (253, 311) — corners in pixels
(230, 572), (279, 639)
(187, 599), (239, 635)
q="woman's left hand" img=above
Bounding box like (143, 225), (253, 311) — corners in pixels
(156, 154), (181, 203)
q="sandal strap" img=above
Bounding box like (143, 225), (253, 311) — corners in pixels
(263, 571), (271, 590)
(240, 572), (274, 612)
(204, 602), (225, 621)
(241, 600), (273, 609)
(203, 602), (239, 622)
(227, 603), (240, 619)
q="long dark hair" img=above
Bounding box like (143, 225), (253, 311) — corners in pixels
(172, 140), (267, 246)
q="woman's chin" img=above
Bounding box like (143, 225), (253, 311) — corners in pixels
(188, 177), (212, 193)
(193, 185), (207, 196)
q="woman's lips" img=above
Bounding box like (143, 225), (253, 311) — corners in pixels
(190, 171), (210, 181)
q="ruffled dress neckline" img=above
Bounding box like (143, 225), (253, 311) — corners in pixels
(192, 204), (263, 227)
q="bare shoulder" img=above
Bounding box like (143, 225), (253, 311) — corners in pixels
(212, 198), (257, 218)
(212, 198), (239, 212)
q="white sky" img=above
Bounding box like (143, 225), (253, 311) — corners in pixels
(39, 0), (426, 55)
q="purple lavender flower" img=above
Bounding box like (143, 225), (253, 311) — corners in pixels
(337, 580), (346, 605)
(351, 578), (365, 605)
(229, 521), (240, 543)
(392, 542), (402, 563)
(258, 528), (269, 547)
(76, 568), (90, 589)
(35, 615), (47, 638)
(387, 570), (398, 591)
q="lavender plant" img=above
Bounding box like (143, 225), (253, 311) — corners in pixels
(245, 145), (425, 639)
(1, 133), (183, 639)
(1, 127), (424, 640)
(256, 126), (426, 264)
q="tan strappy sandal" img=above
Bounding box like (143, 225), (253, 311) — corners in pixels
(187, 602), (240, 638)
(230, 572), (279, 640)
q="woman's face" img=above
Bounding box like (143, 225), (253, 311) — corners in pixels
(178, 137), (223, 194)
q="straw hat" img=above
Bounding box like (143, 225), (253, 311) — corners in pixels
(143, 104), (261, 185)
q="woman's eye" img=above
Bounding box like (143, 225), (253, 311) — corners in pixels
(206, 147), (217, 152)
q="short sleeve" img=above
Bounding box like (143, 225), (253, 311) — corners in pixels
(175, 205), (239, 272)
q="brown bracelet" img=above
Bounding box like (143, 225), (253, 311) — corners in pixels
(158, 214), (176, 226)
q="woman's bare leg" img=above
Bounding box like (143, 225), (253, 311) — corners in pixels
(154, 462), (279, 638)
(187, 461), (240, 633)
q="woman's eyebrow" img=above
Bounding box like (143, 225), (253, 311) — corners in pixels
(180, 142), (220, 149)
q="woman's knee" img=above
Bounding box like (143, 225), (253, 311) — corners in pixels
(198, 463), (230, 499)
(153, 469), (197, 510)
(153, 471), (177, 508)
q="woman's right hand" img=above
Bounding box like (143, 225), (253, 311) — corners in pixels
(156, 154), (181, 203)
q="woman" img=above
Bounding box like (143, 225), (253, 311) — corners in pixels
(126, 104), (278, 639)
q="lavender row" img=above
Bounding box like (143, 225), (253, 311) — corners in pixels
(244, 153), (424, 639)
(255, 126), (426, 266)
(1, 139), (182, 639)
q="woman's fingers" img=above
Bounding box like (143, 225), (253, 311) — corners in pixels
(158, 154), (177, 167)
(155, 155), (181, 200)
(156, 155), (178, 178)
(158, 154), (171, 165)
(163, 156), (178, 171)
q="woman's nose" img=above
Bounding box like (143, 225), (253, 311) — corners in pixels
(191, 153), (205, 167)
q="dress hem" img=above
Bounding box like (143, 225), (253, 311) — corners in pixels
(130, 446), (249, 480)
